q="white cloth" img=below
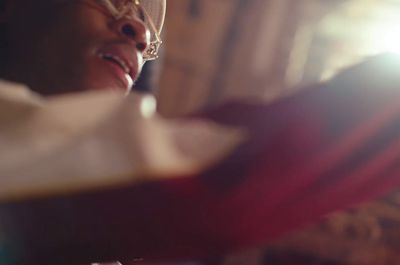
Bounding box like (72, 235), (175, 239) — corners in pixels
(0, 80), (245, 201)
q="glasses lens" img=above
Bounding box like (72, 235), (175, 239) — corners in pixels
(102, 0), (161, 61)
(109, 0), (131, 9)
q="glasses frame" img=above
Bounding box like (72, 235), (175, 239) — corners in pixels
(97, 0), (162, 61)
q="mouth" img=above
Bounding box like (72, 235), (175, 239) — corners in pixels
(97, 51), (138, 92)
(99, 53), (131, 73)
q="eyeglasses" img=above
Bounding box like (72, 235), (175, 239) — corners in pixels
(97, 0), (162, 61)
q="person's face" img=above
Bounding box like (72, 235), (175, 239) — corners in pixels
(2, 0), (150, 95)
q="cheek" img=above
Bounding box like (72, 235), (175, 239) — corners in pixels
(45, 4), (112, 58)
(72, 6), (112, 45)
(48, 6), (112, 73)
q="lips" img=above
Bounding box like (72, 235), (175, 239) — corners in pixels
(99, 53), (131, 73)
(97, 45), (140, 91)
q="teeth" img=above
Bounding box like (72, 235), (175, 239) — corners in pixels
(125, 73), (133, 90)
(99, 53), (130, 73)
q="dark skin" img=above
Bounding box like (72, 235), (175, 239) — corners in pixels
(0, 1), (154, 264)
(0, 0), (150, 95)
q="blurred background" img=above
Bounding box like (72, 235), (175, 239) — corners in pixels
(149, 0), (400, 117)
(137, 0), (400, 264)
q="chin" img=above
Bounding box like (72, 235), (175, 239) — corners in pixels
(80, 79), (129, 94)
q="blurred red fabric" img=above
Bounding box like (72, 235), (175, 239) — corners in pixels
(1, 54), (400, 265)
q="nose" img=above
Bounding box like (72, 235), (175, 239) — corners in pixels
(112, 17), (150, 53)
